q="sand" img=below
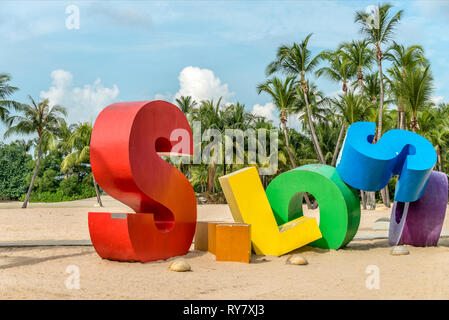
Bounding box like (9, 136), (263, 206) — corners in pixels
(0, 196), (448, 299)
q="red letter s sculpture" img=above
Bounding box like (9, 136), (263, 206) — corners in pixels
(88, 100), (196, 262)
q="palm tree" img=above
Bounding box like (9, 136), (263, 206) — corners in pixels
(13, 139), (34, 157)
(422, 122), (449, 172)
(403, 65), (433, 132)
(190, 165), (209, 193)
(61, 122), (103, 206)
(315, 120), (339, 165)
(221, 102), (255, 174)
(293, 82), (328, 131)
(385, 42), (426, 71)
(174, 96), (198, 178)
(316, 49), (354, 96)
(355, 3), (402, 209)
(257, 76), (297, 168)
(315, 49), (357, 166)
(192, 98), (226, 193)
(339, 39), (375, 94)
(385, 42), (426, 129)
(331, 91), (376, 165)
(222, 102), (253, 131)
(266, 33), (325, 164)
(175, 95), (197, 122)
(0, 74), (20, 122)
(331, 91), (373, 162)
(363, 72), (380, 104)
(332, 91), (377, 209)
(333, 91), (375, 125)
(4, 96), (67, 208)
(355, 3), (403, 140)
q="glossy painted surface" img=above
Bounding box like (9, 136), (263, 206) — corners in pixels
(336, 121), (436, 202)
(215, 223), (251, 263)
(88, 100), (196, 262)
(219, 166), (322, 256)
(266, 164), (361, 249)
(389, 171), (448, 246)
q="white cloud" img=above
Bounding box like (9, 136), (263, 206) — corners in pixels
(154, 92), (172, 101)
(431, 96), (444, 104)
(40, 69), (119, 123)
(251, 102), (278, 123)
(173, 66), (234, 103)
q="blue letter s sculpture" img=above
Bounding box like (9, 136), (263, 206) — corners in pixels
(336, 121), (436, 202)
(336, 121), (446, 247)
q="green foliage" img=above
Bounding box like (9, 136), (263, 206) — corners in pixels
(60, 175), (80, 196)
(0, 142), (33, 199)
(388, 176), (398, 200)
(19, 174), (96, 202)
(2, 3), (448, 210)
(35, 169), (58, 193)
(7, 137), (98, 202)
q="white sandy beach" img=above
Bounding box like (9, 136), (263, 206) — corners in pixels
(0, 196), (449, 299)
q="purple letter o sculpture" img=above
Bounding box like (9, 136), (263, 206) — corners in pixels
(389, 171), (448, 247)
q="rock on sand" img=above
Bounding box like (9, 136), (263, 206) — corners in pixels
(286, 254), (308, 265)
(391, 246), (410, 256)
(168, 259), (191, 272)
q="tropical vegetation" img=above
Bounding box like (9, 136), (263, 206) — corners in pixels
(0, 3), (447, 209)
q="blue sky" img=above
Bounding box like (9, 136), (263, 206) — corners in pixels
(1, 0), (448, 137)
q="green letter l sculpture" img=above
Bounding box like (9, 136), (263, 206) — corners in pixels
(266, 164), (361, 249)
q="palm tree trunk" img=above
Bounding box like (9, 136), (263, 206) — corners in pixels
(281, 114), (314, 208)
(380, 185), (391, 208)
(331, 123), (346, 167)
(302, 89), (326, 164)
(22, 139), (42, 208)
(398, 97), (405, 130)
(302, 192), (316, 210)
(93, 176), (103, 207)
(360, 190), (367, 210)
(437, 147), (443, 171)
(366, 191), (376, 210)
(375, 45), (384, 142)
(208, 163), (217, 193)
(366, 48), (386, 210)
(281, 116), (297, 168)
(358, 67), (364, 95)
(411, 112), (419, 133)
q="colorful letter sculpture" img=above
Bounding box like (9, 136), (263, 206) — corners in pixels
(219, 166), (322, 256)
(194, 221), (251, 263)
(389, 171), (448, 246)
(336, 121), (437, 202)
(215, 223), (251, 263)
(336, 121), (446, 247)
(88, 100), (197, 262)
(207, 221), (221, 255)
(194, 221), (220, 251)
(266, 164), (361, 249)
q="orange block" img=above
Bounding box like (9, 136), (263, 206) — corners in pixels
(194, 221), (223, 251)
(215, 223), (251, 263)
(207, 222), (221, 254)
(194, 221), (209, 251)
